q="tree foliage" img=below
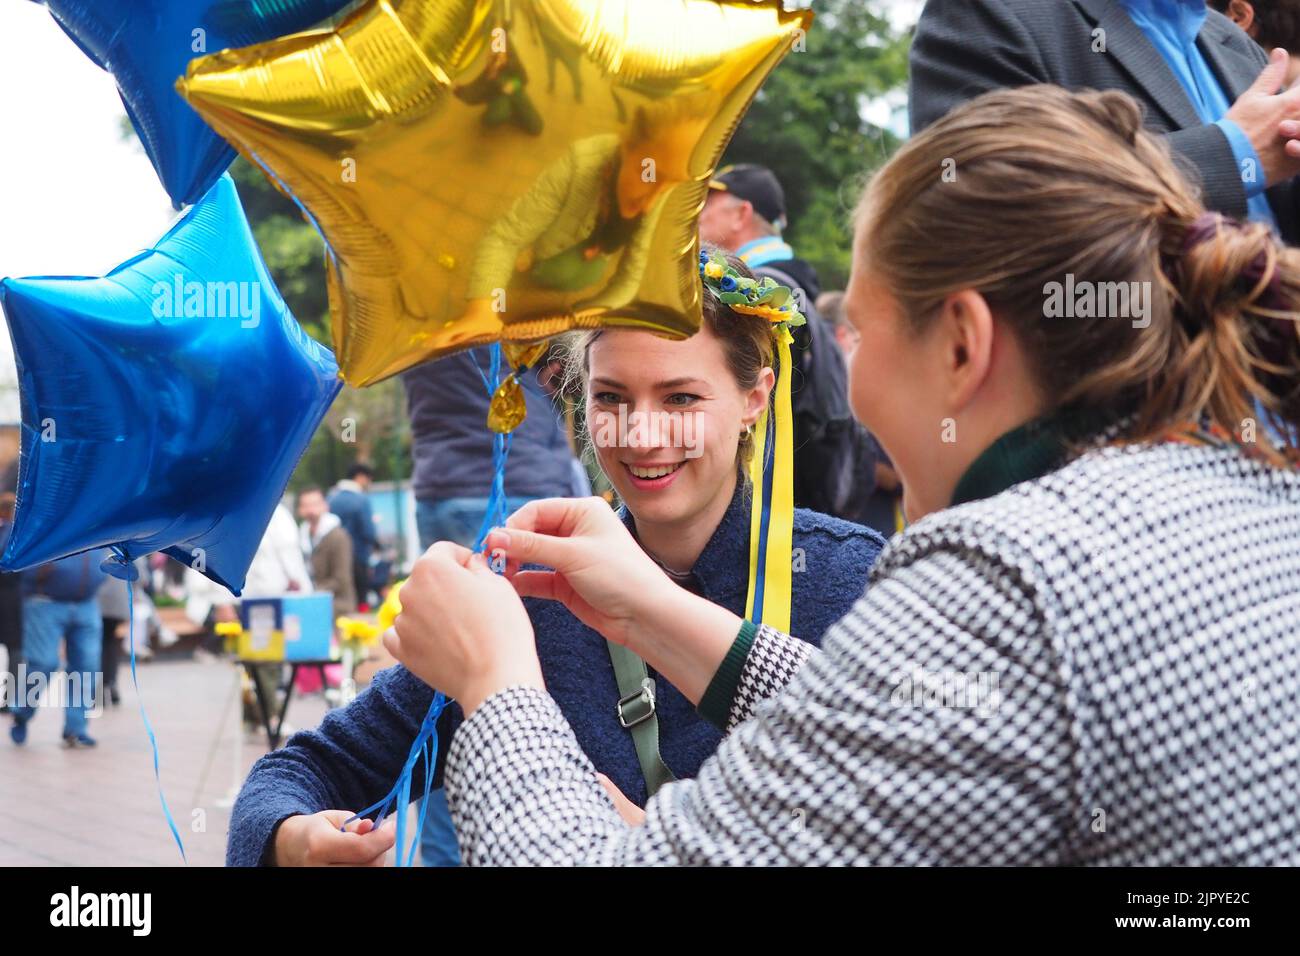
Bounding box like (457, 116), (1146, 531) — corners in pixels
(724, 0), (910, 289)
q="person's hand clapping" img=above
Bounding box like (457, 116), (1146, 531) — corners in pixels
(383, 541), (544, 715)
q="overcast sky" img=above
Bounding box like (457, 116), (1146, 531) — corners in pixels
(0, 3), (176, 278)
(0, 2), (177, 420)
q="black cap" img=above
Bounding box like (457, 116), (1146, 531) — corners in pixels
(708, 164), (787, 230)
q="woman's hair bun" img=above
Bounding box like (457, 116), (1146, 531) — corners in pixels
(1073, 89), (1146, 146)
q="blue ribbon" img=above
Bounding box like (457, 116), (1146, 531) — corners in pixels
(345, 343), (515, 866)
(750, 405), (777, 624)
(116, 553), (187, 862)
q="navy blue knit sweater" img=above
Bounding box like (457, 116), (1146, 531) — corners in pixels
(225, 489), (884, 865)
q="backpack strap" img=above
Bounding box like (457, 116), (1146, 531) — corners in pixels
(606, 640), (676, 798)
(751, 263), (800, 294)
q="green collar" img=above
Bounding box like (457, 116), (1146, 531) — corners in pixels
(950, 414), (1097, 507)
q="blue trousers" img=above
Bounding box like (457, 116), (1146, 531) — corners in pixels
(14, 597), (101, 737)
(415, 495), (536, 867)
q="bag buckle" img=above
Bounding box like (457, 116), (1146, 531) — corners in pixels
(617, 677), (656, 729)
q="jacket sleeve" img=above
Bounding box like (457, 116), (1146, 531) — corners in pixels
(444, 539), (1076, 865)
(911, 0), (1259, 221)
(225, 664), (460, 866)
(909, 0), (1049, 134)
(697, 620), (817, 731)
(700, 527), (883, 730)
(724, 625), (817, 731)
(1166, 124), (1251, 221)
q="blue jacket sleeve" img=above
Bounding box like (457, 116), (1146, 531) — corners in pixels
(225, 664), (461, 866)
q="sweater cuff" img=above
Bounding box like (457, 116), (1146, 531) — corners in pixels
(261, 815), (297, 867)
(227, 797), (315, 867)
(697, 618), (758, 730)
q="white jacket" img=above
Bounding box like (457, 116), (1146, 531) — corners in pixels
(185, 504), (311, 624)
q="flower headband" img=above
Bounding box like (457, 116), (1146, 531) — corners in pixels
(697, 249), (801, 633)
(699, 250), (807, 330)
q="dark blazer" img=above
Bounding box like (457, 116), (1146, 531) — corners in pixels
(910, 0), (1300, 242)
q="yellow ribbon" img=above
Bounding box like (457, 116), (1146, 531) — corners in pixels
(743, 326), (795, 633)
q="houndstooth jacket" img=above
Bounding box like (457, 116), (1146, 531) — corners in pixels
(443, 440), (1300, 865)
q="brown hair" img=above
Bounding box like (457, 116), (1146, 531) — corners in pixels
(558, 247), (775, 468)
(857, 85), (1300, 466)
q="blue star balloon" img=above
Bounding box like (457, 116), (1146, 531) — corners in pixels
(40, 0), (355, 207)
(0, 174), (342, 593)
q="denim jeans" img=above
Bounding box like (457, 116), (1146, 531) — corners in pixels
(14, 596), (101, 737)
(414, 495), (537, 867)
(415, 496), (539, 554)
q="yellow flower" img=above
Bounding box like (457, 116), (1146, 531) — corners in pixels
(704, 261), (725, 280)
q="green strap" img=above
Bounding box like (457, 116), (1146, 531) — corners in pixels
(606, 640), (676, 798)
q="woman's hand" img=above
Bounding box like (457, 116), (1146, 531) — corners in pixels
(486, 497), (676, 648)
(486, 497), (743, 705)
(384, 541), (545, 715)
(273, 811), (395, 866)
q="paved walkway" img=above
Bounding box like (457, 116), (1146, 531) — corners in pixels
(0, 654), (415, 866)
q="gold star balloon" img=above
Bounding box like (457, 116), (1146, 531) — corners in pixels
(178, 0), (811, 387)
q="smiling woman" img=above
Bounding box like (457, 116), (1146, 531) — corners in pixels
(226, 250), (885, 868)
(562, 251), (782, 573)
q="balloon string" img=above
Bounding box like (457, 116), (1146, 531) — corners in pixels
(345, 343), (513, 865)
(472, 344), (513, 550)
(124, 570), (187, 862)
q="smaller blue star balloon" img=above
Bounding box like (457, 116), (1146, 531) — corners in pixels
(41, 0), (355, 207)
(0, 174), (341, 594)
